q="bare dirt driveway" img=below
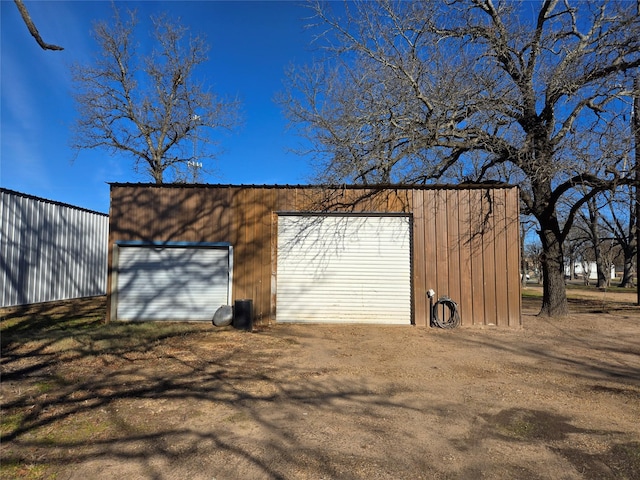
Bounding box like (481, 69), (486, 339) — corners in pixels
(1, 289), (639, 480)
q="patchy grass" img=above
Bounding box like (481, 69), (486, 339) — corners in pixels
(522, 284), (637, 297)
(0, 412), (25, 437)
(1, 296), (218, 479)
(40, 415), (113, 445)
(500, 418), (538, 440)
(1, 296), (211, 354)
(609, 442), (640, 478)
(565, 282), (636, 294)
(0, 461), (51, 480)
(522, 285), (637, 316)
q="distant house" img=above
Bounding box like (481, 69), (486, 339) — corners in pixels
(106, 184), (522, 328)
(0, 188), (108, 307)
(564, 261), (616, 280)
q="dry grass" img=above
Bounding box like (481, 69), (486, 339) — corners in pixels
(1, 292), (639, 480)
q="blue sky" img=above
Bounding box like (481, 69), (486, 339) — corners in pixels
(1, 1), (318, 214)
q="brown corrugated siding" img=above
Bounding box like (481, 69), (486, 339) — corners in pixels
(412, 190), (427, 327)
(457, 189), (473, 325)
(505, 189), (522, 326)
(107, 184), (521, 327)
(466, 189), (481, 325)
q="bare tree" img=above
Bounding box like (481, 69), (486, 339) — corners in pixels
(279, 0), (640, 316)
(601, 186), (636, 287)
(575, 195), (613, 288)
(524, 241), (543, 284)
(563, 227), (584, 281)
(520, 218), (538, 286)
(14, 0), (63, 51)
(71, 7), (240, 183)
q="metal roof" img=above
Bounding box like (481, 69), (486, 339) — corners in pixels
(108, 182), (516, 190)
(0, 188), (108, 216)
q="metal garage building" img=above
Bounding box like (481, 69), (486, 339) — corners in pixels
(106, 184), (521, 327)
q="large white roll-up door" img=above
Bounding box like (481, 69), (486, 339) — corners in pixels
(115, 244), (232, 321)
(276, 215), (411, 324)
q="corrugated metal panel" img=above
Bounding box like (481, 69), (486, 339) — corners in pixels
(276, 215), (411, 324)
(115, 245), (231, 321)
(1, 189), (108, 307)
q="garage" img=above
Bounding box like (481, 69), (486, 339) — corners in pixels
(276, 214), (411, 324)
(113, 242), (232, 321)
(107, 184), (522, 327)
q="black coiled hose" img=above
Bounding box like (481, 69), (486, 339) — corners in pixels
(431, 296), (461, 329)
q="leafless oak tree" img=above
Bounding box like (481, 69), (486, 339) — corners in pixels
(71, 7), (240, 183)
(279, 0), (640, 317)
(574, 195), (614, 288)
(601, 186), (637, 287)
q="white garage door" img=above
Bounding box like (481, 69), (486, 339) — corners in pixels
(115, 244), (232, 321)
(276, 215), (411, 324)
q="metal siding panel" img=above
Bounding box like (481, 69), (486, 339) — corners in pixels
(447, 190), (462, 310)
(56, 205), (68, 300)
(27, 197), (39, 302)
(0, 192), (7, 305)
(85, 213), (96, 296)
(245, 188), (258, 302)
(276, 215), (411, 324)
(116, 245), (230, 321)
(494, 190), (509, 326)
(0, 189), (109, 307)
(93, 213), (104, 294)
(58, 206), (70, 300)
(5, 194), (20, 305)
(470, 190), (486, 326)
(482, 190), (498, 325)
(423, 191), (437, 307)
(255, 189), (273, 322)
(67, 208), (78, 299)
(412, 190), (427, 326)
(458, 190), (473, 326)
(0, 192), (18, 305)
(434, 191), (449, 299)
(86, 209), (105, 296)
(98, 212), (109, 293)
(233, 188), (250, 301)
(39, 202), (51, 302)
(505, 188), (522, 326)
(77, 209), (88, 296)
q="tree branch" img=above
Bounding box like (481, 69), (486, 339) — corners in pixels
(14, 0), (63, 51)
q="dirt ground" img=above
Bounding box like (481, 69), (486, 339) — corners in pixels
(1, 288), (639, 480)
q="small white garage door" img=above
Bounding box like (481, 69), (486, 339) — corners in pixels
(115, 243), (232, 321)
(276, 215), (411, 324)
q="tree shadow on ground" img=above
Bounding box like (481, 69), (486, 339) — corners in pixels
(1, 299), (435, 479)
(2, 297), (639, 479)
(472, 409), (640, 480)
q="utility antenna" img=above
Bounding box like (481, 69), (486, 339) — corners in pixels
(189, 114), (202, 183)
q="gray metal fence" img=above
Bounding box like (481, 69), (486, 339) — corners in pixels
(1, 188), (109, 307)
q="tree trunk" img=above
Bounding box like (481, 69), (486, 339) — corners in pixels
(586, 197), (609, 288)
(538, 222), (569, 317)
(152, 157), (164, 184)
(520, 223), (528, 287)
(594, 246), (609, 288)
(622, 186), (637, 288)
(634, 74), (640, 304)
(620, 246), (635, 288)
(595, 257), (610, 288)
